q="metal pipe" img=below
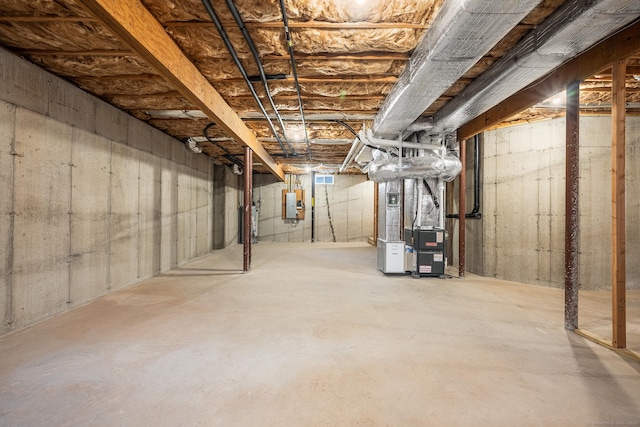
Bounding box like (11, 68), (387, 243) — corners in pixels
(565, 81), (580, 330)
(446, 134), (482, 219)
(365, 129), (442, 151)
(278, 0), (311, 160)
(339, 137), (363, 172)
(458, 139), (466, 278)
(204, 122), (244, 168)
(311, 171), (316, 243)
(243, 146), (253, 272)
(200, 0), (289, 157)
(224, 0), (295, 156)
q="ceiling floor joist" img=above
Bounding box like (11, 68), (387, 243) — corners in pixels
(76, 0), (284, 180)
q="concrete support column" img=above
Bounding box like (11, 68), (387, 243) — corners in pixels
(243, 147), (253, 272)
(564, 81), (580, 330)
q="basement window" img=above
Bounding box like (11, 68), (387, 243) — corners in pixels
(315, 174), (334, 185)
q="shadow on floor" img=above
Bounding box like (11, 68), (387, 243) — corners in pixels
(159, 267), (244, 277)
(566, 331), (640, 420)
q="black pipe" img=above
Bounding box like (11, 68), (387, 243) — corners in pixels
(224, 0), (296, 157)
(200, 0), (289, 157)
(446, 134), (482, 219)
(203, 122), (244, 168)
(470, 133), (481, 216)
(278, 0), (312, 160)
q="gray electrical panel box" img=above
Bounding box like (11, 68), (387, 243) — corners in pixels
(285, 192), (297, 219)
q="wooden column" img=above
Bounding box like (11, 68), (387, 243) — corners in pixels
(611, 60), (626, 348)
(565, 81), (580, 330)
(243, 147), (253, 272)
(459, 139), (466, 277)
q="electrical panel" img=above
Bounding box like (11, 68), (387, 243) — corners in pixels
(282, 189), (305, 219)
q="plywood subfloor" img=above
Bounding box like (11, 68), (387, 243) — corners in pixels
(1, 243), (639, 426)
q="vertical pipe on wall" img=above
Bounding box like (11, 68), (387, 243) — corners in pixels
(611, 60), (626, 348)
(565, 81), (580, 331)
(243, 147), (253, 272)
(311, 171), (315, 243)
(458, 139), (466, 277)
(373, 182), (379, 245)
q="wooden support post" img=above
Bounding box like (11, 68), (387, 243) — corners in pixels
(611, 60), (626, 348)
(565, 81), (580, 330)
(243, 147), (253, 272)
(459, 139), (466, 278)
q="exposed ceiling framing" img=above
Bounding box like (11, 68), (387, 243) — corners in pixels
(0, 0), (639, 176)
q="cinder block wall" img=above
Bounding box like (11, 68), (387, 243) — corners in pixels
(482, 116), (640, 290)
(255, 174), (374, 242)
(0, 49), (214, 335)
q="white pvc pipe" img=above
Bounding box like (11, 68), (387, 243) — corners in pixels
(339, 136), (362, 172)
(365, 129), (442, 151)
(438, 180), (445, 229)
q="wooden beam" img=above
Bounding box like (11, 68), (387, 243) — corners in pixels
(458, 18), (640, 140)
(76, 0), (284, 180)
(611, 60), (626, 348)
(20, 49), (409, 62)
(580, 86), (640, 93)
(574, 329), (640, 363)
(226, 76), (398, 84)
(565, 81), (580, 331)
(233, 95), (386, 101)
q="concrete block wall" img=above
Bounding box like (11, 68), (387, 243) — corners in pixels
(255, 174), (374, 242)
(0, 49), (213, 335)
(482, 116), (640, 290)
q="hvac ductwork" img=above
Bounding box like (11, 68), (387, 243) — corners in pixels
(432, 0), (640, 132)
(372, 0), (543, 138)
(368, 150), (462, 182)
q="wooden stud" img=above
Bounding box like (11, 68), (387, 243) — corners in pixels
(611, 60), (626, 348)
(76, 0), (284, 180)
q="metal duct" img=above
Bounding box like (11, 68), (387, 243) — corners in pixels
(433, 0), (640, 132)
(372, 0), (543, 138)
(368, 150), (462, 182)
(378, 181), (403, 241)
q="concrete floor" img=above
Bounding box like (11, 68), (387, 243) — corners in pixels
(1, 243), (639, 426)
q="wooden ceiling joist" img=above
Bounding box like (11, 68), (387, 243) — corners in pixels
(261, 53), (410, 61)
(458, 19), (640, 141)
(164, 21), (427, 30)
(76, 0), (284, 180)
(20, 50), (408, 62)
